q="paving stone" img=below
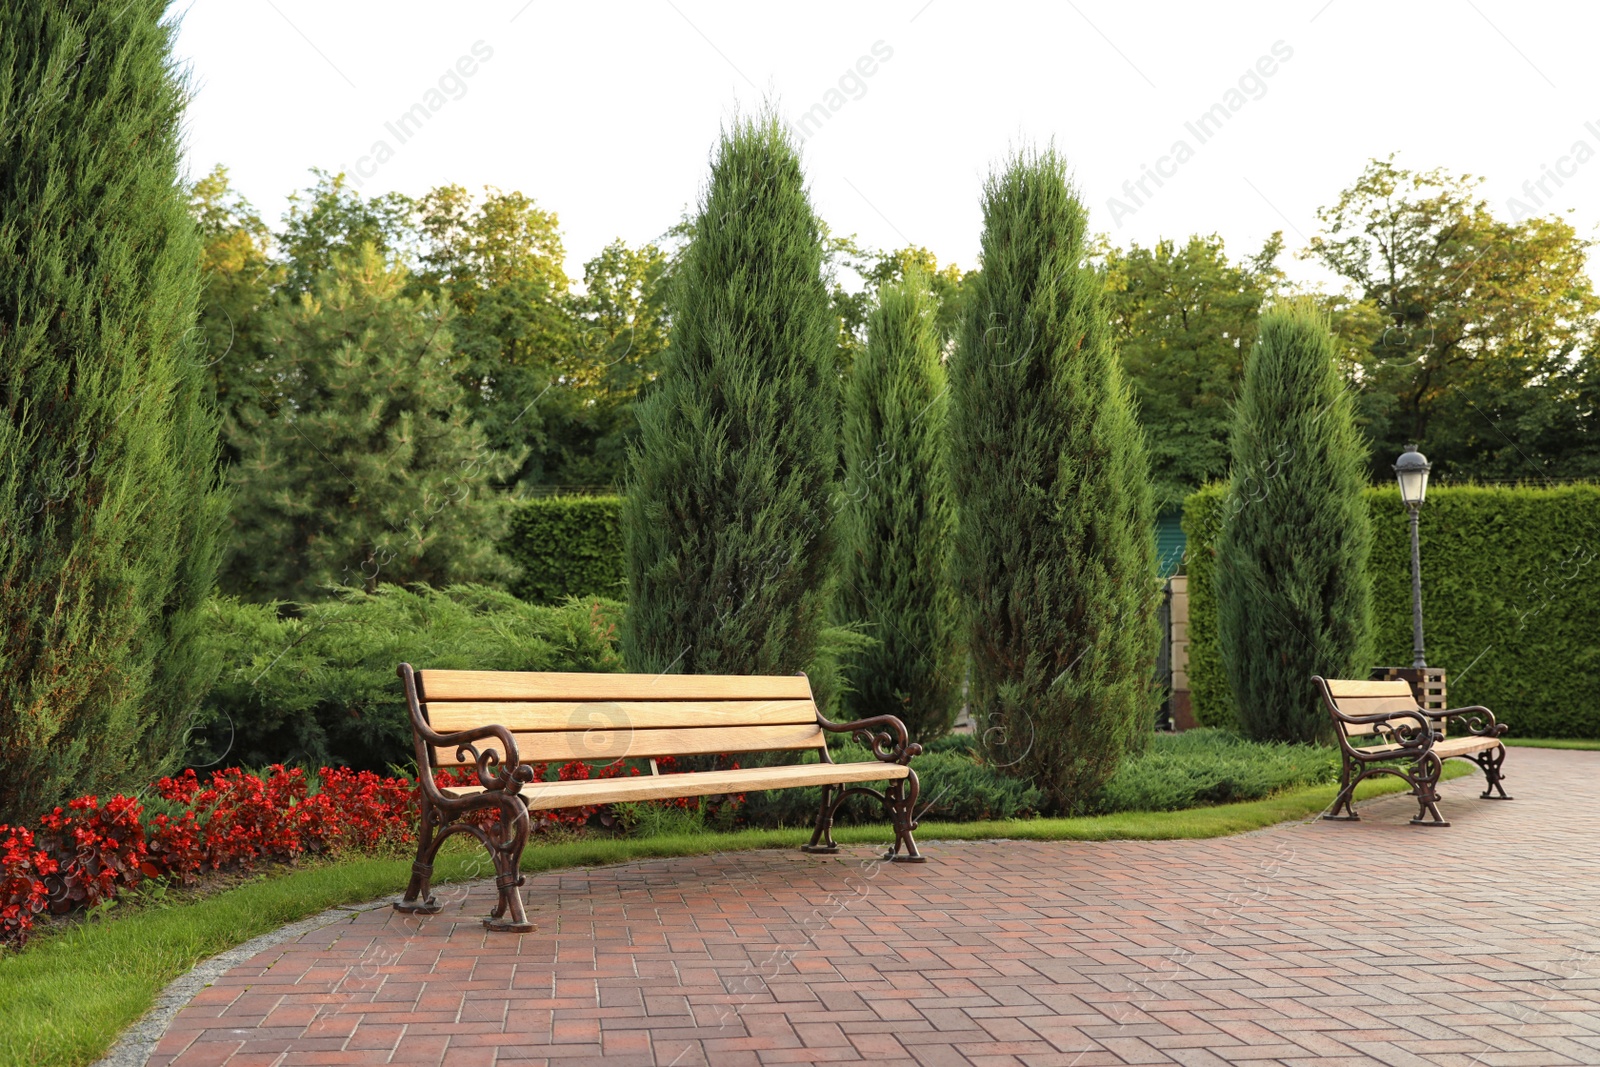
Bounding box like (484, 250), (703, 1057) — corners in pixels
(141, 748), (1600, 1065)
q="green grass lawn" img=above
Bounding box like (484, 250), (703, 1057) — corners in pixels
(0, 766), (1469, 1067)
(1502, 737), (1600, 750)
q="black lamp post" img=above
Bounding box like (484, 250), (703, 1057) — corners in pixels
(1394, 445), (1432, 669)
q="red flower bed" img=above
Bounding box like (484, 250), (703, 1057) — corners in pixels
(0, 757), (746, 951)
(1, 825), (55, 948)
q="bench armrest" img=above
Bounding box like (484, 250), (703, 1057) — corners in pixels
(1432, 705), (1506, 738)
(1336, 709), (1435, 752)
(398, 663), (535, 794)
(817, 713), (922, 765)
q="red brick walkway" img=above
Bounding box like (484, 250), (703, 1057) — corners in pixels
(146, 748), (1600, 1066)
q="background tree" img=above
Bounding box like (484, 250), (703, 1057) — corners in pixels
(834, 272), (961, 739)
(549, 239), (673, 487)
(948, 149), (1159, 814)
(0, 0), (228, 821)
(624, 115), (838, 678)
(412, 184), (573, 489)
(278, 169), (414, 297)
(223, 246), (514, 602)
(1102, 233), (1283, 508)
(1307, 157), (1599, 480)
(190, 166), (282, 465)
(1216, 300), (1374, 743)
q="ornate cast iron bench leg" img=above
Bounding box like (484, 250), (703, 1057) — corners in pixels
(1323, 753), (1360, 821)
(882, 772), (926, 863)
(484, 796), (535, 933)
(801, 784), (841, 854)
(1475, 745), (1513, 800)
(1409, 753), (1449, 827)
(395, 796), (444, 915)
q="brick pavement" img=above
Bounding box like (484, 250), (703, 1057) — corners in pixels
(143, 747), (1600, 1066)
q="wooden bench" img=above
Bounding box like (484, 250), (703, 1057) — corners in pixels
(392, 663), (927, 931)
(1314, 677), (1511, 827)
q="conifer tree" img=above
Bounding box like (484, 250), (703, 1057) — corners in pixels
(1217, 300), (1374, 742)
(948, 149), (1159, 814)
(0, 0), (228, 821)
(835, 273), (961, 739)
(223, 246), (514, 602)
(623, 116), (837, 677)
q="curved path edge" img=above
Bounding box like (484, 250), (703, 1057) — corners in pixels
(90, 895), (409, 1067)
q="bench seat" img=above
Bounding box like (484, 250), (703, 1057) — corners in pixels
(441, 760), (911, 809)
(1351, 735), (1503, 760)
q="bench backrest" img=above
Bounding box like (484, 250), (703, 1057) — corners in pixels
(1319, 678), (1426, 737)
(414, 669), (825, 768)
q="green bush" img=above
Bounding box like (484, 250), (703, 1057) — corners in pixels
(0, 0), (228, 823)
(1091, 729), (1338, 814)
(835, 271), (962, 739)
(1216, 301), (1373, 743)
(947, 148), (1159, 814)
(735, 736), (1043, 829)
(1186, 483), (1600, 738)
(502, 495), (625, 603)
(194, 584), (624, 771)
(623, 114), (839, 682)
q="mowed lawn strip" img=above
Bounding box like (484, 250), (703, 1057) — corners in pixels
(0, 767), (1464, 1067)
(1501, 737), (1600, 750)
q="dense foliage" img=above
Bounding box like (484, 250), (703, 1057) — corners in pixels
(222, 248), (515, 601)
(1307, 158), (1600, 482)
(0, 0), (228, 823)
(194, 585), (623, 772)
(501, 495), (625, 603)
(1216, 301), (1375, 743)
(834, 273), (962, 739)
(623, 116), (839, 678)
(947, 149), (1160, 814)
(1187, 483), (1600, 738)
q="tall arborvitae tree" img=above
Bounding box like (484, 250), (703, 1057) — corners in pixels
(223, 246), (514, 602)
(624, 116), (837, 677)
(948, 149), (1158, 814)
(1217, 300), (1374, 742)
(0, 0), (228, 821)
(835, 273), (961, 739)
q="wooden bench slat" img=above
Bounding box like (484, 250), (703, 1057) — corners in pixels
(1324, 679), (1415, 698)
(417, 670), (814, 702)
(425, 699), (820, 733)
(442, 760), (910, 810)
(433, 722), (826, 767)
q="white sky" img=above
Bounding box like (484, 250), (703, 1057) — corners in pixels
(174, 0), (1600, 292)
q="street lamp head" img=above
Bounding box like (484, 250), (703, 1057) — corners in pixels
(1394, 444), (1431, 507)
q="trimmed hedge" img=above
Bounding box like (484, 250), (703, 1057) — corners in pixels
(1184, 483), (1600, 738)
(502, 495), (625, 603)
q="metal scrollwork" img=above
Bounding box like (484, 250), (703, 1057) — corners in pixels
(821, 713), (921, 764)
